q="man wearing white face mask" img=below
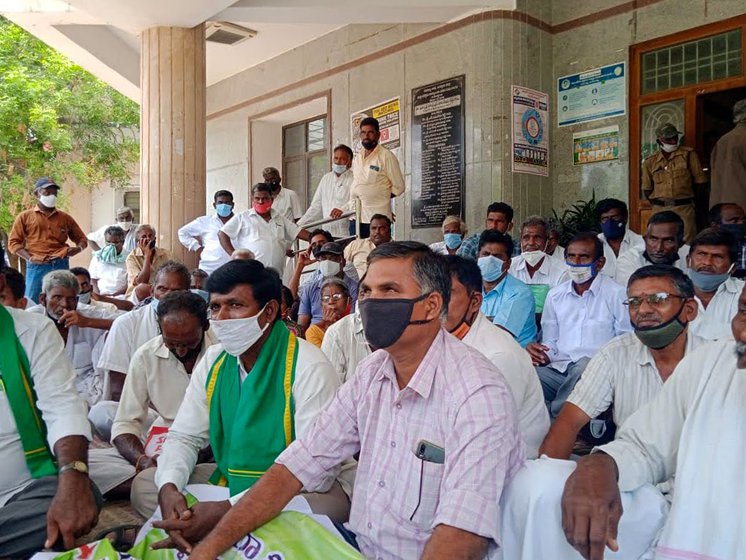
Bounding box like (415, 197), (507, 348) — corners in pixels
(140, 259), (345, 550)
(8, 177), (88, 303)
(509, 216), (568, 317)
(298, 242), (358, 331)
(527, 232), (632, 419)
(87, 206), (138, 253)
(642, 123), (707, 244)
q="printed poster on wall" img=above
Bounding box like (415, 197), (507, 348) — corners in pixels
(511, 85), (549, 177)
(410, 75), (465, 229)
(558, 62), (626, 127)
(573, 125), (620, 165)
(350, 97), (401, 159)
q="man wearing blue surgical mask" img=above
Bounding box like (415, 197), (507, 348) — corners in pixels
(429, 215), (467, 255)
(477, 230), (537, 347)
(178, 190), (235, 275)
(528, 232), (631, 419)
(686, 228), (743, 341)
(596, 198), (644, 279)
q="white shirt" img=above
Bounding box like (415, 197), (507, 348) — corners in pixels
(568, 331), (707, 427)
(155, 337), (340, 503)
(97, 304), (160, 375)
(689, 277), (743, 341)
(272, 187), (303, 222)
(510, 254), (568, 287)
(597, 229), (645, 279)
(220, 208), (301, 274)
(88, 223), (137, 253)
(299, 170), (353, 239)
(349, 144), (405, 222)
(111, 331), (217, 442)
(541, 274), (632, 372)
(1, 307), (91, 506)
(614, 244), (690, 287)
(463, 313), (549, 459)
(428, 241), (450, 255)
(177, 214), (233, 274)
(320, 311), (371, 385)
(89, 257), (128, 296)
(599, 340), (746, 558)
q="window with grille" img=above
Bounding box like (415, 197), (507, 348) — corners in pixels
(641, 29), (742, 94)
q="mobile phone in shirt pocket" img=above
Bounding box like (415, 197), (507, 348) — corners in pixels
(399, 454), (445, 530)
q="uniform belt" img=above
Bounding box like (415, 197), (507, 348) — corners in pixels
(651, 197), (694, 207)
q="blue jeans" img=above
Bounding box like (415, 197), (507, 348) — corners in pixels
(25, 258), (69, 303)
(536, 357), (591, 419)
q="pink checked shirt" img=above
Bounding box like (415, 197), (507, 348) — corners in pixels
(277, 329), (525, 559)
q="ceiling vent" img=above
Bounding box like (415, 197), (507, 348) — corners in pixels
(205, 22), (257, 46)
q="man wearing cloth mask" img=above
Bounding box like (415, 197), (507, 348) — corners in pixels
(686, 228), (743, 341)
(595, 198), (644, 279)
(710, 98), (746, 213)
(540, 265), (703, 459)
(642, 123), (707, 244)
(510, 216), (568, 316)
(503, 282), (746, 560)
(178, 190), (235, 275)
(263, 167), (303, 223)
(709, 202), (746, 279)
(478, 230), (537, 347)
(301, 145), (354, 239)
(140, 259), (344, 552)
(219, 182), (311, 274)
(348, 117), (405, 238)
(615, 211), (690, 287)
(8, 177), (87, 303)
(528, 233), (631, 419)
(187, 241), (523, 560)
(429, 215), (467, 256)
(298, 242), (358, 331)
(87, 207), (138, 253)
(445, 255), (549, 458)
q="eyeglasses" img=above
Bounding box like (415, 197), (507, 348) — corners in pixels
(623, 292), (683, 308)
(321, 293), (347, 303)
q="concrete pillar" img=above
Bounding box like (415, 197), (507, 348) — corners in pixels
(140, 25), (205, 267)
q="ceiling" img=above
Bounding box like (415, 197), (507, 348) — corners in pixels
(0, 0), (515, 101)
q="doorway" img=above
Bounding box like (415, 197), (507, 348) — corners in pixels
(629, 16), (746, 232)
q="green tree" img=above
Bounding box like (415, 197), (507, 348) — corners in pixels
(0, 16), (139, 233)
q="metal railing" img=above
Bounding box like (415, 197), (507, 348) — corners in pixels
(292, 198), (362, 269)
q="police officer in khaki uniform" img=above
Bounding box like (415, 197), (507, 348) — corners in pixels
(642, 123), (707, 243)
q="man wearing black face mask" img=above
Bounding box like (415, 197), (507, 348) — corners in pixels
(262, 167), (302, 223)
(709, 202), (746, 279)
(686, 228), (743, 341)
(540, 265), (702, 460)
(595, 198), (644, 279)
(348, 117), (405, 238)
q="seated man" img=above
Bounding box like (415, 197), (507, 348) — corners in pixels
(615, 211), (689, 287)
(343, 213), (392, 278)
(477, 230), (537, 347)
(132, 259), (345, 535)
(457, 201), (518, 259)
(429, 215), (468, 255)
(0, 256), (99, 557)
(320, 308), (370, 385)
(185, 241), (524, 560)
(1, 266), (28, 309)
(546, 219), (565, 266)
(596, 198), (644, 279)
(89, 225), (129, 297)
(30, 270), (109, 406)
(88, 291), (216, 499)
(298, 242), (358, 331)
(687, 228), (744, 340)
(288, 228), (334, 299)
(72, 266), (133, 313)
(540, 265), (704, 459)
(528, 233), (631, 418)
(92, 261), (190, 440)
(125, 224), (171, 298)
(709, 202), (745, 278)
(503, 284), (746, 560)
(190, 268), (209, 290)
(445, 255), (549, 458)
(509, 216), (568, 314)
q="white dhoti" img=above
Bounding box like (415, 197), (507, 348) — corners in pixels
(499, 457), (669, 560)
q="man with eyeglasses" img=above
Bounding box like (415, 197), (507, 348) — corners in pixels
(686, 227), (744, 341)
(539, 265), (703, 460)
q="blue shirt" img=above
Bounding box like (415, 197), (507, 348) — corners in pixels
(299, 272), (358, 323)
(480, 273), (536, 347)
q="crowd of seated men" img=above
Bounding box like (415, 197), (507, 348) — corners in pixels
(2, 183), (745, 559)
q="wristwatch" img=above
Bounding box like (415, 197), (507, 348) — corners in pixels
(58, 460), (89, 475)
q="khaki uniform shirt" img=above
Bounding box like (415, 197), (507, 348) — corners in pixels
(642, 146), (707, 200)
(710, 122), (746, 212)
